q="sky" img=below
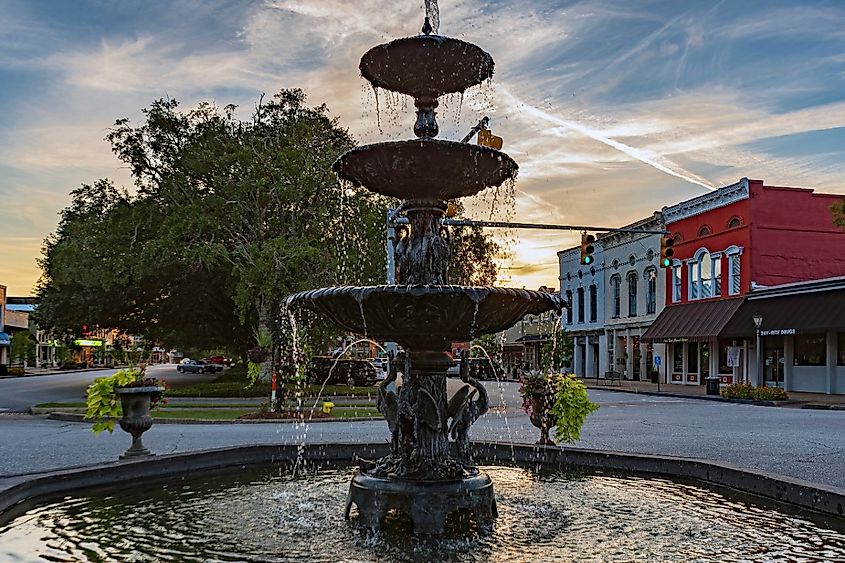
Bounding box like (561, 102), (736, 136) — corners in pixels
(2, 0), (845, 296)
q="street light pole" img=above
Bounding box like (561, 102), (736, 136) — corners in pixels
(752, 313), (763, 387)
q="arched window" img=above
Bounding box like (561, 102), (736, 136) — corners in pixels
(565, 290), (573, 324)
(627, 271), (638, 317)
(728, 216), (742, 229)
(577, 287), (585, 323)
(589, 284), (597, 322)
(725, 245), (743, 295)
(672, 260), (683, 303)
(645, 267), (657, 314)
(610, 275), (621, 318)
(688, 248), (721, 300)
(698, 225), (711, 237)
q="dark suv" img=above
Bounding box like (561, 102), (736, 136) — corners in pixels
(305, 357), (377, 387)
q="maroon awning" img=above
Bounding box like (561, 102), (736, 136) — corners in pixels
(721, 287), (845, 337)
(641, 298), (744, 342)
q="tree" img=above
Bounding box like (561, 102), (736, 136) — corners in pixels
(35, 89), (504, 378)
(540, 323), (573, 372)
(447, 200), (500, 286)
(832, 198), (845, 231)
(9, 332), (36, 365)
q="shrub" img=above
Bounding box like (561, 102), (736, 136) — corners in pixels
(519, 372), (599, 444)
(7, 367), (25, 376)
(751, 386), (789, 401)
(722, 382), (788, 401)
(721, 382), (754, 399)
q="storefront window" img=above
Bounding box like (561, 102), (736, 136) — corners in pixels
(839, 332), (845, 366)
(673, 342), (683, 372)
(794, 333), (827, 366)
(687, 342), (699, 373)
(718, 341), (732, 374)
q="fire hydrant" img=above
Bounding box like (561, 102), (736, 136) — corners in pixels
(322, 401), (334, 415)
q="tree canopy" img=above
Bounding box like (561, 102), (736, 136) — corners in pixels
(35, 89), (503, 359)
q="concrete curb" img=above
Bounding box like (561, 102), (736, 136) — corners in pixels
(585, 385), (800, 407)
(1, 442), (842, 526)
(0, 367), (124, 380)
(45, 412), (383, 425)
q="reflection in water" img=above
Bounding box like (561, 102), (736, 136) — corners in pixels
(1, 466), (843, 562)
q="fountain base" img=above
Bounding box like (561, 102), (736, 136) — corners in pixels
(345, 471), (497, 535)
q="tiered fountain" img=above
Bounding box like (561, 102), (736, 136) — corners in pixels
(287, 17), (561, 534)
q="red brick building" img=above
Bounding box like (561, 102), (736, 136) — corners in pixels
(644, 178), (845, 389)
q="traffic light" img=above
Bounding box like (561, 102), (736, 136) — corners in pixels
(660, 236), (675, 268)
(580, 232), (595, 265)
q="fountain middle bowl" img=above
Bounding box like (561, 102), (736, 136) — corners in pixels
(287, 285), (561, 349)
(333, 139), (518, 201)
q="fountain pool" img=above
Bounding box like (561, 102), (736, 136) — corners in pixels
(2, 464), (843, 562)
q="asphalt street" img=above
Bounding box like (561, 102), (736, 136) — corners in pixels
(0, 364), (216, 412)
(1, 388), (842, 489)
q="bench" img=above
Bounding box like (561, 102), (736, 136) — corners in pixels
(602, 371), (622, 386)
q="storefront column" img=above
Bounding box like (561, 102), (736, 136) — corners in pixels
(625, 329), (633, 379)
(682, 342), (689, 384)
(573, 337), (583, 377)
(639, 339), (648, 381)
(827, 330), (837, 395)
(783, 335), (794, 392)
(585, 338), (595, 378)
(598, 334), (609, 376)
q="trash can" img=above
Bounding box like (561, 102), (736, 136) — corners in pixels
(706, 377), (720, 396)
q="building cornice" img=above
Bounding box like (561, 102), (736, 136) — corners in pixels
(662, 178), (750, 224)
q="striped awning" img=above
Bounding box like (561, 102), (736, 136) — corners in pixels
(642, 298), (744, 343)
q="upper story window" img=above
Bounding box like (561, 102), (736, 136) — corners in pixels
(725, 246), (743, 295)
(589, 284), (597, 323)
(645, 268), (657, 314)
(627, 271), (638, 317)
(610, 275), (621, 317)
(698, 225), (711, 237)
(688, 248), (721, 300)
(672, 261), (683, 303)
(728, 216), (742, 229)
(577, 287), (585, 323)
(565, 290), (573, 324)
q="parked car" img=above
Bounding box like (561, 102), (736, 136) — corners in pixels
(305, 356), (377, 386)
(204, 356), (231, 367)
(446, 357), (503, 381)
(177, 359), (220, 374)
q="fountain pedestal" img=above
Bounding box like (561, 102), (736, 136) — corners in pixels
(345, 472), (497, 535)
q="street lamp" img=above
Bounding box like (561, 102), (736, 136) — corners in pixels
(752, 313), (763, 387)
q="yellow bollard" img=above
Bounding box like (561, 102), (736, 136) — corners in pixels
(322, 401), (334, 415)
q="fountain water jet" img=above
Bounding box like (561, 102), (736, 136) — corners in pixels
(286, 14), (561, 536)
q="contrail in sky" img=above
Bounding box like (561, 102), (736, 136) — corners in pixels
(501, 88), (715, 191)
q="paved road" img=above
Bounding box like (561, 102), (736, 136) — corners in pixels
(1, 388), (842, 489)
(0, 365), (215, 412)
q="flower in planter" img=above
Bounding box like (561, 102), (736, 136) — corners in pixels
(85, 367), (167, 434)
(519, 371), (599, 444)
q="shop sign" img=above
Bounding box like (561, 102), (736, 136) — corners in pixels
(74, 339), (104, 347)
(760, 329), (796, 336)
(0, 332), (10, 346)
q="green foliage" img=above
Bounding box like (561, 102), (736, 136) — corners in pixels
(246, 361), (262, 386)
(9, 332), (36, 365)
(446, 200), (500, 286)
(540, 324), (572, 372)
(471, 333), (501, 358)
(84, 368), (143, 434)
(721, 382), (789, 401)
(548, 374), (600, 443)
(519, 372), (599, 444)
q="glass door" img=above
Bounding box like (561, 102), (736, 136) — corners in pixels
(764, 336), (784, 388)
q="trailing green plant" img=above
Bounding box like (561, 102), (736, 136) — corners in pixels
(519, 372), (599, 444)
(246, 361), (262, 386)
(84, 367), (166, 434)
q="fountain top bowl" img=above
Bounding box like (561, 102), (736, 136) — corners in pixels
(287, 285), (561, 350)
(360, 34), (494, 100)
(333, 138), (517, 201)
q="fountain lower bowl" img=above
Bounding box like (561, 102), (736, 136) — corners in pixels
(333, 139), (518, 201)
(287, 285), (560, 349)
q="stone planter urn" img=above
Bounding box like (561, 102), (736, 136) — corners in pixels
(528, 392), (556, 446)
(115, 386), (162, 459)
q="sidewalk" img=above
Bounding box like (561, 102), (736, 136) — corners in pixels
(581, 377), (845, 408)
(0, 366), (110, 379)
